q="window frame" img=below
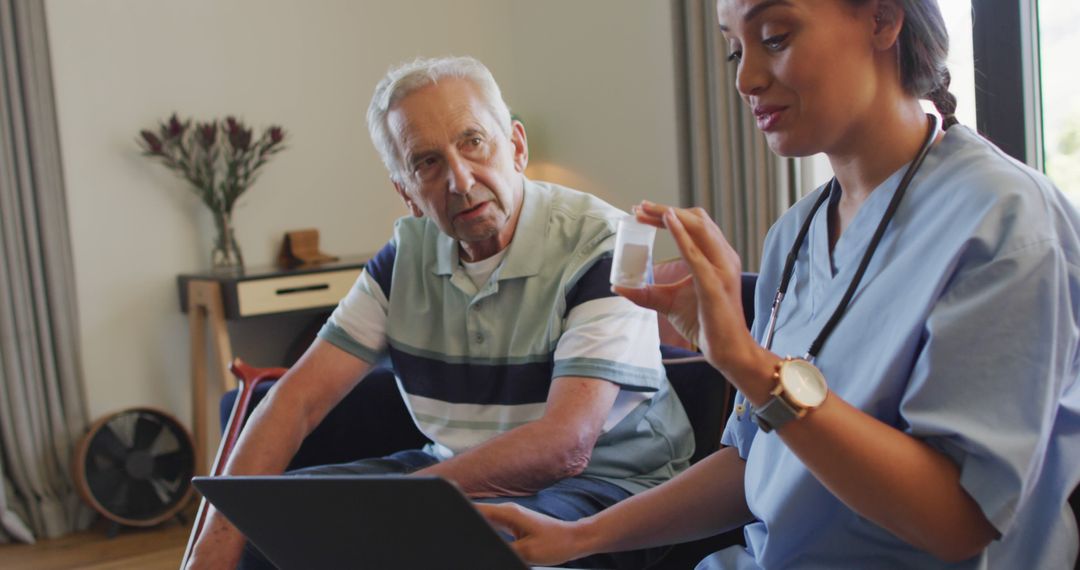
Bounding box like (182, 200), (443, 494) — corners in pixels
(972, 0), (1044, 169)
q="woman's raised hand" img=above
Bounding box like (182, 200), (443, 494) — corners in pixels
(475, 503), (591, 567)
(616, 201), (759, 376)
(613, 204), (702, 348)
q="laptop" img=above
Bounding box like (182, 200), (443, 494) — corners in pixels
(193, 475), (531, 570)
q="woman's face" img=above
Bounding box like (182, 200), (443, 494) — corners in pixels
(716, 0), (884, 157)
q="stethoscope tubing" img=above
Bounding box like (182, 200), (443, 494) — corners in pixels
(762, 113), (941, 361)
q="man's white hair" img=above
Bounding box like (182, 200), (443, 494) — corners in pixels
(366, 56), (513, 183)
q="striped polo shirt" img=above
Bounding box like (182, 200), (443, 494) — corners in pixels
(318, 179), (692, 493)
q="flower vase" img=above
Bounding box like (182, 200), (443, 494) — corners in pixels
(211, 210), (244, 272)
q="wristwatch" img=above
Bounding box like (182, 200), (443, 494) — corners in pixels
(753, 357), (829, 432)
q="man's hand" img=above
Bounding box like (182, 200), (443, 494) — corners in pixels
(183, 507), (246, 570)
(184, 339), (372, 569)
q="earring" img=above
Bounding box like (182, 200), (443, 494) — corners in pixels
(873, 11), (887, 33)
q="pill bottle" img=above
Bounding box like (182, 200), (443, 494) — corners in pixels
(610, 216), (656, 288)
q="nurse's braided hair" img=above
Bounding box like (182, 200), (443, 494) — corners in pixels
(860, 0), (959, 129)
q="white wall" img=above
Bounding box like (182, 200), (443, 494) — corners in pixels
(46, 0), (680, 432)
(511, 0), (682, 257)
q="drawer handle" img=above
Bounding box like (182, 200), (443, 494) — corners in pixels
(275, 284), (330, 296)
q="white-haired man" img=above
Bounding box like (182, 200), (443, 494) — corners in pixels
(186, 56), (692, 570)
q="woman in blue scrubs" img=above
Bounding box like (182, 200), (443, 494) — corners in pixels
(479, 0), (1080, 568)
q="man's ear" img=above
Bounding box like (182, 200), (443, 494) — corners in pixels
(871, 0), (904, 51)
(393, 179), (424, 218)
(510, 120), (529, 173)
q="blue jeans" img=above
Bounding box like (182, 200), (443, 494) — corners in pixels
(237, 449), (667, 569)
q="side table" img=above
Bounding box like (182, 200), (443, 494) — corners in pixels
(177, 257), (366, 474)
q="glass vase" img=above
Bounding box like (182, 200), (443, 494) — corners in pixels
(211, 210), (244, 272)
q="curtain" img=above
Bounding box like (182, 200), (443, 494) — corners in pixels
(0, 0), (92, 542)
(672, 0), (808, 272)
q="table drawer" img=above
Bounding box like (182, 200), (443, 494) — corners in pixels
(234, 268), (360, 317)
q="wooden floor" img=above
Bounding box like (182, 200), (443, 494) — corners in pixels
(0, 505), (194, 570)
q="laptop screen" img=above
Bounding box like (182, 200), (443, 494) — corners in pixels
(193, 475), (530, 570)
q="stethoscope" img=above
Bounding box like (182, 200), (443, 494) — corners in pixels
(760, 113), (941, 361)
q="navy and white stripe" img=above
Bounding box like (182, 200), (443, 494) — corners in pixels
(319, 179), (692, 494)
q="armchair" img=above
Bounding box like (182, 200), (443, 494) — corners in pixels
(189, 270), (760, 569)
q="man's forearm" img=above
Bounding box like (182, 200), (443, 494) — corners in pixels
(415, 375), (619, 497)
(186, 340), (371, 569)
(415, 417), (591, 496)
(185, 383), (319, 569)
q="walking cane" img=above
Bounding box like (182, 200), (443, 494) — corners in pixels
(179, 359), (287, 569)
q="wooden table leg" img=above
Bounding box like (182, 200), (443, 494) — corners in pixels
(187, 280), (236, 476)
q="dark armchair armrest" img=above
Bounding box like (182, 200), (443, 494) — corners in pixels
(219, 365), (429, 471)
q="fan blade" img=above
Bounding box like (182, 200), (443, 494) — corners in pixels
(126, 479), (163, 519)
(132, 415), (165, 450)
(149, 477), (178, 505)
(91, 450), (120, 472)
(86, 463), (124, 504)
(107, 480), (130, 514)
(93, 425), (130, 461)
(151, 450), (189, 480)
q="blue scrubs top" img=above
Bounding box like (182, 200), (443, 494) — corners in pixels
(701, 126), (1080, 569)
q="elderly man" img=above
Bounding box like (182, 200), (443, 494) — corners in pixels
(186, 55), (692, 570)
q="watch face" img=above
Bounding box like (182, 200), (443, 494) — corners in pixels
(781, 360), (828, 407)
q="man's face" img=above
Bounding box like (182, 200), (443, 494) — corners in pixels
(388, 78), (528, 262)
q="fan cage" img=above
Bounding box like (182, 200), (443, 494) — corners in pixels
(73, 407), (195, 527)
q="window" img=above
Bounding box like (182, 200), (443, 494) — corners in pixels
(939, 1), (977, 128)
(971, 0), (1080, 204)
(805, 1), (1080, 203)
(1039, 0), (1080, 204)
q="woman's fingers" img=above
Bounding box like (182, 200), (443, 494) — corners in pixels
(637, 200), (670, 217)
(475, 503), (528, 539)
(667, 208), (737, 271)
(633, 200), (742, 291)
(613, 281), (680, 313)
(475, 502), (573, 566)
(613, 285), (652, 308)
(617, 278), (691, 313)
(663, 210), (711, 274)
(663, 211), (738, 306)
(632, 203), (667, 228)
(633, 211), (666, 229)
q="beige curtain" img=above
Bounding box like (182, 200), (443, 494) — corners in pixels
(0, 0), (92, 542)
(672, 0), (805, 271)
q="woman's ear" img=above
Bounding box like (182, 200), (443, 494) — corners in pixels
(871, 0), (904, 51)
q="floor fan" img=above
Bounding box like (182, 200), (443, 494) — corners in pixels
(73, 407), (195, 535)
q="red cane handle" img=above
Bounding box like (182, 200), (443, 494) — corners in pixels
(179, 358), (287, 569)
